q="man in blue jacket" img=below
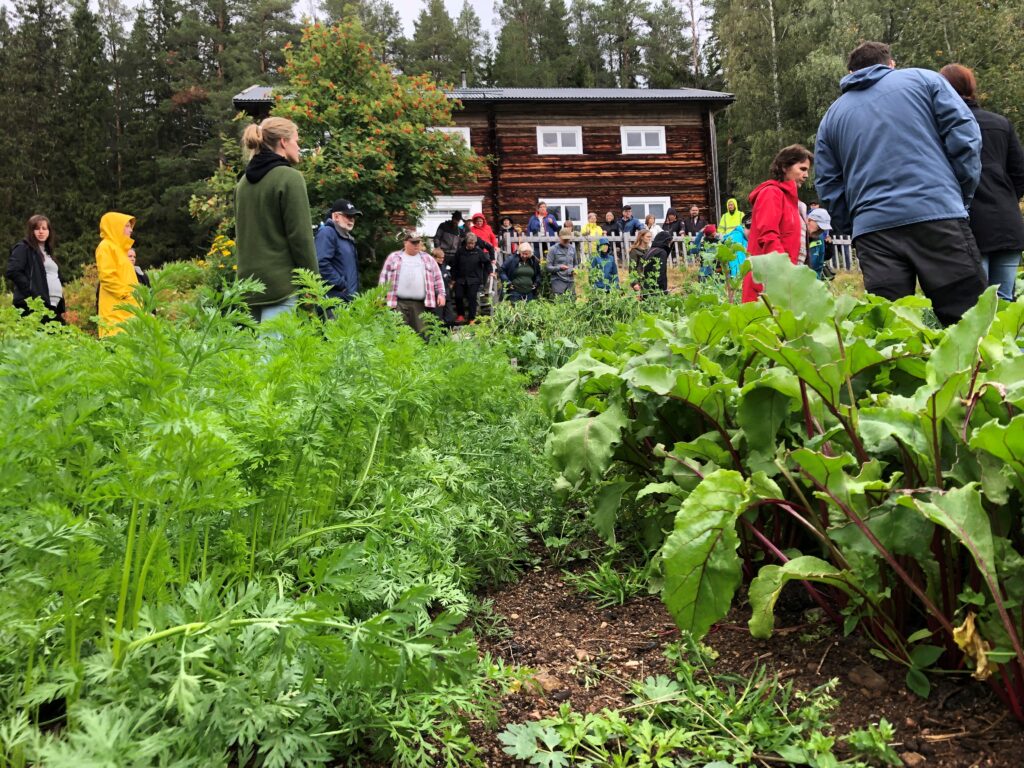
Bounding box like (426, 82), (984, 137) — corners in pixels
(315, 198), (361, 314)
(814, 41), (985, 326)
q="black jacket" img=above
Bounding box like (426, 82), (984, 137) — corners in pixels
(434, 220), (464, 259)
(633, 231), (672, 293)
(683, 216), (709, 236)
(966, 100), (1024, 253)
(601, 219), (621, 236)
(448, 244), (493, 283)
(6, 239), (65, 316)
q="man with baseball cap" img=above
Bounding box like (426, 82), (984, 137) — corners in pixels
(546, 227), (578, 298)
(378, 231), (447, 336)
(315, 198), (362, 314)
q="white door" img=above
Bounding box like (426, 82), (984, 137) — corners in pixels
(419, 196), (483, 239)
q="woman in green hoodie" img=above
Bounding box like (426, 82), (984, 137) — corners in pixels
(718, 198), (744, 236)
(235, 116), (317, 322)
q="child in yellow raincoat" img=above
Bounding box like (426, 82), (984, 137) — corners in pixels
(95, 212), (139, 337)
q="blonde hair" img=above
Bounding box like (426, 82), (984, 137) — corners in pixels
(518, 242), (534, 255)
(241, 117), (298, 160)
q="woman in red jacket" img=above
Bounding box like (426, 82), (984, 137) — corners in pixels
(469, 212), (498, 256)
(741, 144), (814, 303)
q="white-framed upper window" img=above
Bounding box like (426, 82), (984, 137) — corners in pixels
(536, 126), (583, 155)
(539, 198), (588, 227)
(623, 197), (672, 222)
(419, 195), (483, 238)
(620, 126), (666, 155)
(429, 126), (471, 146)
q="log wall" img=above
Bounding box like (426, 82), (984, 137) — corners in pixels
(449, 100), (717, 227)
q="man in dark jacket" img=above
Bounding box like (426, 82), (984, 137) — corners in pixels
(315, 198), (361, 311)
(617, 205), (644, 236)
(682, 205), (708, 236)
(448, 232), (492, 322)
(434, 211), (464, 263)
(815, 41), (984, 326)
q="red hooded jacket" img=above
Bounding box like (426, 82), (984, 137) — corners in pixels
(469, 219), (498, 250)
(741, 179), (802, 303)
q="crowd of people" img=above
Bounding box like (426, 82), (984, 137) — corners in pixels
(6, 42), (1022, 337)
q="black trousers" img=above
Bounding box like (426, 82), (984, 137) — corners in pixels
(455, 279), (481, 320)
(854, 218), (986, 327)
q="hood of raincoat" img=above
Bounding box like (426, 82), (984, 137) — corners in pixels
(839, 63), (893, 93)
(99, 212), (135, 252)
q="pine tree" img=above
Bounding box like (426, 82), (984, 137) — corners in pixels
(401, 0), (462, 85)
(453, 0), (490, 86)
(641, 0), (694, 88)
(492, 0), (551, 85)
(59, 1), (114, 267)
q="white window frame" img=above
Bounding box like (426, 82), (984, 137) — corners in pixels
(620, 126), (667, 155)
(429, 126), (471, 146)
(536, 126), (583, 155)
(418, 195), (482, 238)
(623, 196), (672, 223)
(539, 197), (588, 227)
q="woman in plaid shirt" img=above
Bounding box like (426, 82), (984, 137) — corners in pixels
(378, 232), (447, 336)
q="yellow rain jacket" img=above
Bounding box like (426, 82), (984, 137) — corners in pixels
(718, 198), (744, 235)
(96, 212), (139, 337)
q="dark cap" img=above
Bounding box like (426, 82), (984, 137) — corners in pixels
(330, 199), (362, 216)
(450, 210), (463, 221)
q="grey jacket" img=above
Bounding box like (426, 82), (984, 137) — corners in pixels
(546, 243), (577, 284)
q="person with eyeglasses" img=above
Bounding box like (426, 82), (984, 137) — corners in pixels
(378, 232), (447, 336)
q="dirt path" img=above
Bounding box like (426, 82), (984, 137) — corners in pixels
(469, 555), (1024, 767)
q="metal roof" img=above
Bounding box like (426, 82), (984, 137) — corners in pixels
(234, 84), (274, 103)
(232, 84), (734, 108)
(447, 87), (733, 103)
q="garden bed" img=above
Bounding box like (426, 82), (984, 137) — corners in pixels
(470, 549), (1024, 767)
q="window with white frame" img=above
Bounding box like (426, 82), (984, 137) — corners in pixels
(429, 126), (471, 146)
(623, 197), (672, 222)
(536, 126), (583, 155)
(540, 198), (588, 227)
(620, 126), (666, 155)
(418, 195), (482, 238)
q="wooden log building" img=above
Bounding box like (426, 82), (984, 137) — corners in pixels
(232, 85), (735, 235)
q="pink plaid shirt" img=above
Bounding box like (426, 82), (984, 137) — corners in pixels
(379, 251), (446, 308)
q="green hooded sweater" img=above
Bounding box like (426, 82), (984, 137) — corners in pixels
(718, 197), (744, 235)
(235, 159), (317, 306)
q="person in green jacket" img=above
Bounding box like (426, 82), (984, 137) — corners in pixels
(235, 116), (317, 322)
(718, 197), (744, 236)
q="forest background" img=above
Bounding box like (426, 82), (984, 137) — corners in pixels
(0, 0), (1021, 274)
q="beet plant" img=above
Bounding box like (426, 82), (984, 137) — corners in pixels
(543, 253), (1024, 716)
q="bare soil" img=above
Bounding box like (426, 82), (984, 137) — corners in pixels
(468, 552), (1024, 767)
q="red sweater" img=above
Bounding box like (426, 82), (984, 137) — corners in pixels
(741, 179), (802, 303)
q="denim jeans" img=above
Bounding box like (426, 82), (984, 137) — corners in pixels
(982, 250), (1022, 301)
(251, 295), (298, 323)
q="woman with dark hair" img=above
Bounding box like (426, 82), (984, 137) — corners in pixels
(742, 144), (813, 303)
(940, 64), (1024, 301)
(6, 214), (65, 322)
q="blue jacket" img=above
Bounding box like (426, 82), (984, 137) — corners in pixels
(589, 238), (619, 290)
(527, 213), (559, 236)
(618, 216), (644, 235)
(315, 218), (359, 301)
(814, 65), (981, 238)
(721, 227), (748, 277)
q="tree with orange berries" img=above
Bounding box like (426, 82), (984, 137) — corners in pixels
(275, 19), (486, 251)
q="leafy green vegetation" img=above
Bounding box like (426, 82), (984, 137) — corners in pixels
(500, 638), (901, 767)
(544, 253), (1024, 716)
(0, 275), (553, 766)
